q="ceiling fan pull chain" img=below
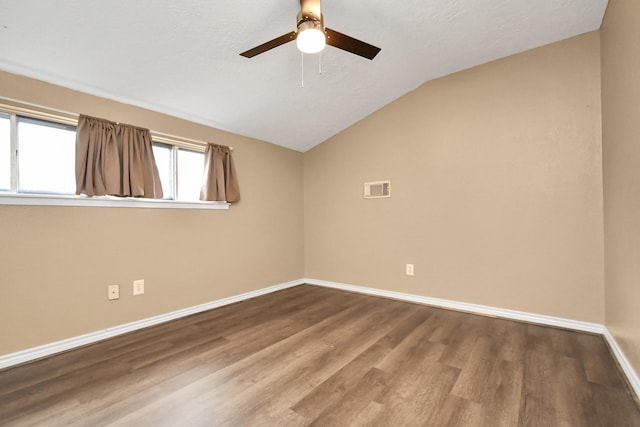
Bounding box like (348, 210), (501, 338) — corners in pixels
(319, 51), (322, 75)
(301, 51), (305, 88)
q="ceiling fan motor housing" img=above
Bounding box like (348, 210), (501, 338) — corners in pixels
(297, 11), (324, 34)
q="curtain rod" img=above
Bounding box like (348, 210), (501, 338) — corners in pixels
(151, 130), (233, 151)
(0, 96), (233, 151)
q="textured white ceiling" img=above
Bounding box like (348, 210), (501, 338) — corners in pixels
(0, 0), (608, 152)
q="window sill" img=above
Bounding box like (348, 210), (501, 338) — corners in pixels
(0, 193), (230, 210)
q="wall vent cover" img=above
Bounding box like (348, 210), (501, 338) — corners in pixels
(364, 180), (391, 199)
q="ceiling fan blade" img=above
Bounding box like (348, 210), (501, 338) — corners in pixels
(324, 27), (381, 60)
(240, 32), (297, 58)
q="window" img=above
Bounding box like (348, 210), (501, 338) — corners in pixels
(0, 113), (77, 194)
(151, 144), (206, 202)
(0, 114), (9, 191)
(0, 106), (227, 209)
(152, 142), (174, 199)
(177, 148), (204, 201)
(17, 117), (76, 194)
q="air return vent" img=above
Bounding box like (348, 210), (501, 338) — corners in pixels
(364, 180), (391, 199)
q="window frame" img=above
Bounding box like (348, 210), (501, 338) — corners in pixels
(0, 103), (229, 210)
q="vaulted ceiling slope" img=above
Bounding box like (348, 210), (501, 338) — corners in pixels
(0, 0), (608, 152)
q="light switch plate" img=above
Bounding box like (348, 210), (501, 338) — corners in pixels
(133, 279), (145, 296)
(406, 264), (414, 276)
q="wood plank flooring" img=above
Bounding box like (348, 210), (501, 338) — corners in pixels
(1, 285), (639, 426)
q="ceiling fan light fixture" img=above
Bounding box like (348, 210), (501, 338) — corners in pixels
(239, 0), (380, 60)
(296, 20), (326, 54)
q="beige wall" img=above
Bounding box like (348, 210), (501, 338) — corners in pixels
(0, 72), (304, 355)
(601, 0), (640, 375)
(0, 29), (616, 357)
(304, 33), (604, 323)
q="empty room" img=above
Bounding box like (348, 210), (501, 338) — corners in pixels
(1, 0), (639, 425)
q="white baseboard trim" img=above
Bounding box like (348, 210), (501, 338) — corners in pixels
(603, 328), (640, 399)
(3, 277), (639, 402)
(304, 278), (604, 334)
(0, 279), (304, 370)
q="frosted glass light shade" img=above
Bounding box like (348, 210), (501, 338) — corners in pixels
(296, 28), (326, 54)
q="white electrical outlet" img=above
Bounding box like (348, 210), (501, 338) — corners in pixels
(108, 285), (120, 300)
(133, 279), (145, 296)
(406, 264), (414, 276)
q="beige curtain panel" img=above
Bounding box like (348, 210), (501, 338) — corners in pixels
(75, 115), (163, 198)
(200, 143), (240, 202)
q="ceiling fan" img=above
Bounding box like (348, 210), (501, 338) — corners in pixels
(240, 0), (381, 60)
